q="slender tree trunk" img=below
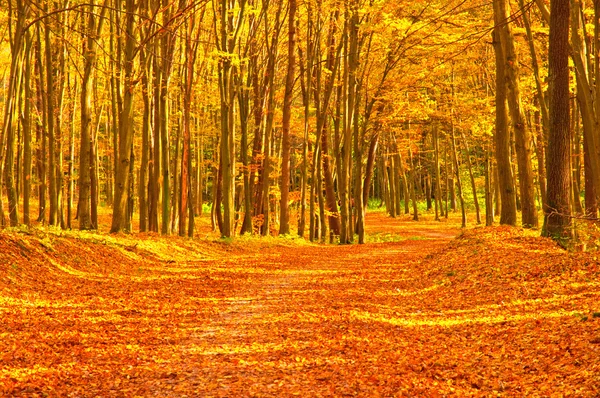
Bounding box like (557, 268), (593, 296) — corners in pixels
(44, 2), (59, 226)
(494, 0), (537, 227)
(397, 151), (410, 215)
(444, 141), (449, 218)
(362, 133), (379, 217)
(433, 124), (442, 221)
(79, 0), (106, 230)
(2, 0), (28, 227)
(492, 26), (517, 225)
(317, 148), (327, 242)
(298, 16), (312, 237)
(572, 99), (583, 214)
(215, 0), (246, 237)
(172, 106), (181, 233)
(279, 0), (297, 235)
(388, 153), (397, 217)
(110, 0), (136, 233)
(460, 129), (481, 224)
(91, 114), (101, 229)
(519, 0), (549, 140)
(34, 27), (47, 223)
(149, 54), (161, 232)
(139, 49), (150, 232)
(485, 141), (494, 225)
(180, 15), (200, 237)
(68, 85), (77, 228)
(23, 31), (33, 226)
(533, 106), (547, 210)
(408, 147), (418, 221)
(584, 131), (598, 217)
(450, 124), (466, 228)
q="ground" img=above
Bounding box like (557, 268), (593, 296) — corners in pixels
(1, 212), (599, 397)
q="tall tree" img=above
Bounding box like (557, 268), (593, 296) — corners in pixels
(491, 14), (517, 226)
(214, 0), (246, 237)
(180, 4), (204, 237)
(279, 0), (297, 235)
(110, 0), (137, 233)
(79, 0), (107, 230)
(2, 0), (30, 227)
(543, 0), (571, 240)
(493, 0), (538, 228)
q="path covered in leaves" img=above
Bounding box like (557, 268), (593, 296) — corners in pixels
(1, 213), (600, 396)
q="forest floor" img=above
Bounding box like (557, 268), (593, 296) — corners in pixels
(1, 211), (600, 397)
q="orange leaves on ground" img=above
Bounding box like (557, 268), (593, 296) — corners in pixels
(0, 214), (599, 396)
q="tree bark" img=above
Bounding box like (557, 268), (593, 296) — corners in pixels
(494, 0), (538, 228)
(460, 129), (481, 224)
(215, 0), (246, 237)
(543, 0), (572, 240)
(492, 26), (517, 225)
(110, 0), (137, 233)
(433, 124), (442, 221)
(2, 0), (29, 227)
(450, 124), (466, 228)
(79, 0), (107, 230)
(279, 0), (297, 235)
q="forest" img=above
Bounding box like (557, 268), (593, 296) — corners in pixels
(0, 0), (593, 243)
(1, 0), (600, 396)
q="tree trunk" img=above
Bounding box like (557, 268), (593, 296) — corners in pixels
(34, 28), (47, 223)
(44, 2), (59, 226)
(485, 141), (494, 226)
(362, 133), (379, 217)
(388, 153), (397, 217)
(519, 0), (549, 140)
(139, 48), (151, 232)
(433, 124), (442, 221)
(408, 147), (418, 221)
(298, 16), (312, 237)
(584, 131), (598, 217)
(2, 0), (28, 227)
(460, 129), (481, 224)
(110, 0), (136, 233)
(572, 99), (583, 214)
(492, 27), (517, 225)
(450, 125), (466, 228)
(216, 0), (246, 237)
(79, 0), (106, 230)
(180, 14), (200, 237)
(533, 106), (547, 210)
(543, 0), (572, 240)
(23, 31), (33, 226)
(494, 0), (537, 227)
(279, 0), (296, 235)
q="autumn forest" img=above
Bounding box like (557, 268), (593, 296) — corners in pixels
(1, 0), (600, 395)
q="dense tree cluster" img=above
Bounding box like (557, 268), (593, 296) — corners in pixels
(0, 0), (595, 241)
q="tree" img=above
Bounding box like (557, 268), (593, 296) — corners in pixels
(491, 15), (517, 226)
(543, 0), (571, 240)
(79, 0), (107, 230)
(493, 0), (538, 228)
(279, 0), (297, 236)
(214, 0), (246, 237)
(1, 0), (30, 227)
(110, 0), (137, 233)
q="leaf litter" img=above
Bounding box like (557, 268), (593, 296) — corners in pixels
(1, 213), (599, 396)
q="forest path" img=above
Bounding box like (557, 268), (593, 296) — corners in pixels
(1, 212), (599, 396)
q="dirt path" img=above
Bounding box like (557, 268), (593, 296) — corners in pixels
(1, 213), (599, 396)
